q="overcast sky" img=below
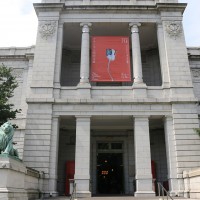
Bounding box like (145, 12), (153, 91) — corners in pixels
(0, 0), (199, 48)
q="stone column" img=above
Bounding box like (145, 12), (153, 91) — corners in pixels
(129, 23), (147, 98)
(157, 23), (170, 88)
(49, 116), (60, 197)
(134, 116), (155, 197)
(129, 23), (143, 84)
(164, 116), (179, 196)
(74, 116), (91, 197)
(78, 23), (92, 86)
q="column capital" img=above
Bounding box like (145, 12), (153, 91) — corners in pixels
(164, 115), (173, 120)
(75, 115), (91, 121)
(133, 115), (150, 119)
(129, 23), (141, 33)
(52, 116), (60, 120)
(80, 22), (92, 33)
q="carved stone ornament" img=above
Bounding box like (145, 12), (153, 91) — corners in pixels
(11, 69), (23, 79)
(165, 21), (182, 39)
(39, 21), (57, 40)
(191, 69), (200, 78)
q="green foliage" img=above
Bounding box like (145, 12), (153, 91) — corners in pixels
(194, 128), (200, 137)
(0, 64), (21, 127)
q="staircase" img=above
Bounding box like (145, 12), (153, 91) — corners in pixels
(39, 197), (196, 200)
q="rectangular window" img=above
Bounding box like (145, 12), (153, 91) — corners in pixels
(98, 143), (109, 150)
(111, 143), (123, 150)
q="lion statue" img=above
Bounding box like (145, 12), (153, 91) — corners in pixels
(0, 122), (18, 157)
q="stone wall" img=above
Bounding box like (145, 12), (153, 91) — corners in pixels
(0, 156), (41, 200)
(25, 168), (42, 200)
(0, 47), (34, 159)
(183, 168), (200, 199)
(189, 48), (200, 101)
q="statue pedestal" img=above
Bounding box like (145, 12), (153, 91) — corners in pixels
(0, 155), (28, 200)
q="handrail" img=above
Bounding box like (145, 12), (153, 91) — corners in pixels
(157, 182), (174, 200)
(70, 182), (77, 200)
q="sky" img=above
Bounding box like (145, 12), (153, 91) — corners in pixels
(0, 0), (199, 48)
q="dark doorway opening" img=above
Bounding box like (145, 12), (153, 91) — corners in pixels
(97, 153), (124, 194)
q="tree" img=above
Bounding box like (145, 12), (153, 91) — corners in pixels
(194, 128), (200, 137)
(0, 64), (21, 127)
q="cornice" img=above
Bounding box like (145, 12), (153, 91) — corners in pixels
(33, 2), (187, 13)
(34, 3), (65, 15)
(26, 97), (198, 104)
(0, 53), (34, 61)
(188, 55), (200, 60)
(156, 3), (187, 14)
(0, 55), (28, 61)
(63, 5), (155, 11)
(187, 47), (200, 60)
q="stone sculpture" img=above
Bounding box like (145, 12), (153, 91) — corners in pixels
(0, 122), (18, 157)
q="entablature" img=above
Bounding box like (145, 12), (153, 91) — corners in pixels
(41, 0), (179, 6)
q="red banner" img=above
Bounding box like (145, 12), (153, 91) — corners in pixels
(91, 36), (131, 82)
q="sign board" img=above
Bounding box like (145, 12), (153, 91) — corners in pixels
(91, 36), (131, 82)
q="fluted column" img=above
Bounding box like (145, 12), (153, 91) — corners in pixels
(129, 23), (143, 84)
(79, 23), (92, 85)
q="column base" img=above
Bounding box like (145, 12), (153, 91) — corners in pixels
(77, 82), (91, 98)
(49, 191), (59, 197)
(132, 83), (147, 98)
(134, 191), (155, 197)
(169, 191), (179, 197)
(74, 178), (91, 198)
(42, 191), (58, 198)
(162, 82), (170, 88)
(76, 191), (91, 198)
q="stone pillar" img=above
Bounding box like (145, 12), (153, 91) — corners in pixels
(134, 116), (155, 197)
(30, 3), (63, 98)
(129, 23), (147, 98)
(79, 23), (92, 86)
(74, 116), (91, 198)
(54, 22), (64, 99)
(164, 116), (179, 196)
(156, 23), (170, 88)
(49, 117), (60, 197)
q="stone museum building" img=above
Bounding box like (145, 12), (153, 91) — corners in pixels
(0, 0), (200, 199)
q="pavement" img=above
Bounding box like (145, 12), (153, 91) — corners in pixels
(38, 196), (196, 200)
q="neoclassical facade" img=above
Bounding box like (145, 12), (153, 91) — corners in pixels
(0, 0), (200, 198)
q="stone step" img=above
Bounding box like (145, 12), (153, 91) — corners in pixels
(39, 196), (196, 200)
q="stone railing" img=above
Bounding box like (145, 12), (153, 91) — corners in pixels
(183, 168), (200, 199)
(0, 155), (43, 200)
(25, 167), (43, 199)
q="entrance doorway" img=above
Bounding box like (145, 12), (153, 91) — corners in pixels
(97, 153), (124, 194)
